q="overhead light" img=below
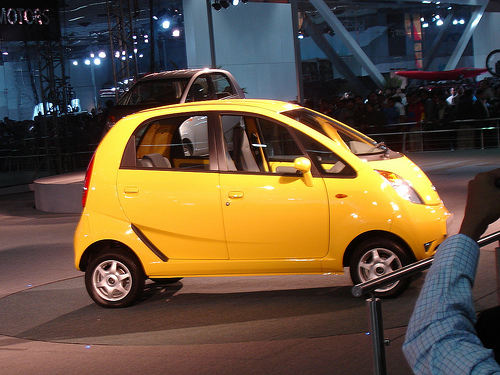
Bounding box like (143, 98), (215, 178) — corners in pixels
(98, 51), (106, 58)
(72, 60), (78, 66)
(232, 0), (239, 5)
(436, 19), (444, 26)
(84, 59), (91, 65)
(212, 1), (222, 10)
(172, 29), (180, 37)
(94, 58), (101, 65)
(162, 20), (170, 29)
(220, 0), (230, 8)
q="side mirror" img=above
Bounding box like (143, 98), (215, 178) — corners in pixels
(294, 157), (311, 173)
(294, 157), (313, 187)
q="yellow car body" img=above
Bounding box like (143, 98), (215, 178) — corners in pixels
(75, 99), (450, 307)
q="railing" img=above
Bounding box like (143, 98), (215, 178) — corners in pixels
(367, 117), (500, 153)
(352, 230), (500, 375)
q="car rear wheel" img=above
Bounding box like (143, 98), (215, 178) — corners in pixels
(349, 238), (412, 298)
(85, 251), (145, 308)
(182, 140), (193, 156)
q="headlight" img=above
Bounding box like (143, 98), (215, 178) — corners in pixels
(377, 170), (423, 204)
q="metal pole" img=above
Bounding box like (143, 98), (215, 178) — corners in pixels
(290, 0), (304, 105)
(368, 297), (387, 375)
(206, 0), (217, 69)
(149, 0), (155, 72)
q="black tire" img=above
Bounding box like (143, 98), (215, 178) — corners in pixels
(486, 49), (500, 77)
(182, 140), (193, 156)
(85, 251), (145, 308)
(150, 277), (183, 285)
(349, 238), (413, 298)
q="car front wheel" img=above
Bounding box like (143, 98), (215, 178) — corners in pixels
(349, 238), (412, 298)
(85, 251), (145, 308)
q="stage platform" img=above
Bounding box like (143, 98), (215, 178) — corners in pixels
(33, 172), (85, 213)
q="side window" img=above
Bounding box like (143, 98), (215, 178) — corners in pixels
(294, 131), (355, 176)
(220, 115), (305, 174)
(211, 73), (235, 98)
(221, 115), (261, 172)
(123, 115), (210, 171)
(187, 77), (210, 102)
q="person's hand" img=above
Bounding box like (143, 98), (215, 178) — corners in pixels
(459, 168), (500, 241)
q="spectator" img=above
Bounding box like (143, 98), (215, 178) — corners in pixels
(456, 88), (476, 149)
(338, 98), (356, 127)
(489, 85), (500, 118)
(353, 95), (367, 130)
(403, 168), (500, 374)
(447, 87), (458, 106)
(431, 95), (454, 129)
(420, 90), (434, 127)
(456, 88), (475, 120)
(406, 91), (425, 128)
(366, 91), (379, 109)
(361, 102), (386, 133)
(393, 95), (407, 123)
(394, 87), (407, 106)
(473, 88), (490, 121)
(383, 97), (400, 127)
(318, 99), (333, 117)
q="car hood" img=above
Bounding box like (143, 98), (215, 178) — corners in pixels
(366, 154), (442, 206)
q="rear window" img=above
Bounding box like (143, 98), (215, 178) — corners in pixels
(120, 115), (211, 171)
(118, 79), (190, 106)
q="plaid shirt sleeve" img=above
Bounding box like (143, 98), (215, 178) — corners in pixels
(403, 234), (500, 374)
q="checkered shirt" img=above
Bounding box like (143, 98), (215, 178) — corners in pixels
(403, 234), (500, 374)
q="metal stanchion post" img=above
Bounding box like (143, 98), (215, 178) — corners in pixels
(367, 296), (387, 375)
(496, 246), (500, 304)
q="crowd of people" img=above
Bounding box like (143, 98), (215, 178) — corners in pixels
(306, 77), (500, 137)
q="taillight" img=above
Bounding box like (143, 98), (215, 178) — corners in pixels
(82, 154), (95, 208)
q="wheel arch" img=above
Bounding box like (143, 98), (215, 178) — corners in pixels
(79, 240), (145, 275)
(342, 230), (416, 268)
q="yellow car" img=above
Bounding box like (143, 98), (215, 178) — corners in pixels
(75, 99), (450, 308)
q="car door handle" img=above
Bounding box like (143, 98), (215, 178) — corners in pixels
(124, 186), (140, 194)
(228, 191), (244, 199)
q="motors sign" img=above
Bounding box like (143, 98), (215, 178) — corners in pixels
(0, 1), (60, 41)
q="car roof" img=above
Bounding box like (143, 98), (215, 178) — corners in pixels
(135, 99), (302, 117)
(139, 68), (232, 82)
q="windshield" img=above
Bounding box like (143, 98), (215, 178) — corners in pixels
(118, 78), (190, 106)
(282, 108), (398, 158)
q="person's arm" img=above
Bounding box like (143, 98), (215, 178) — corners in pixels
(403, 169), (500, 374)
(403, 235), (500, 374)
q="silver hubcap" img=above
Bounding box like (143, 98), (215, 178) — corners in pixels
(358, 248), (402, 292)
(92, 260), (132, 301)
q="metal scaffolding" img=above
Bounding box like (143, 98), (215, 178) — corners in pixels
(106, 0), (140, 99)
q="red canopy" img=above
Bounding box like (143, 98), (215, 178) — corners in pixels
(395, 68), (488, 81)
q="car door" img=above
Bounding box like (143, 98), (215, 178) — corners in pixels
(217, 114), (329, 260)
(116, 114), (228, 260)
